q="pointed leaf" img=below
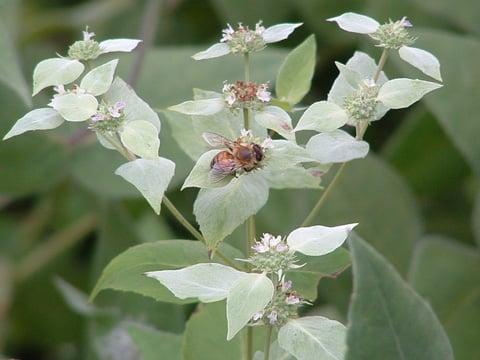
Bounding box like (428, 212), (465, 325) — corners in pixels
(276, 34), (316, 105)
(50, 93), (98, 122)
(377, 78), (442, 109)
(295, 101), (349, 132)
(80, 59), (118, 96)
(169, 97), (225, 116)
(226, 273), (274, 340)
(255, 106), (294, 141)
(278, 316), (347, 360)
(90, 240), (243, 303)
(103, 77), (160, 131)
(145, 263), (245, 303)
(346, 235), (454, 360)
(32, 58), (84, 95)
(287, 224), (357, 256)
(115, 157), (175, 214)
(192, 42), (231, 60)
(263, 23), (303, 43)
(398, 46), (442, 81)
(3, 108), (64, 140)
(327, 12), (380, 34)
(99, 39), (141, 53)
(194, 173), (269, 249)
(266, 139), (313, 170)
(306, 130), (369, 163)
(120, 120), (160, 159)
(264, 166), (321, 190)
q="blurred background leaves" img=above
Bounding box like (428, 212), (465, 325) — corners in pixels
(1, 0), (479, 359)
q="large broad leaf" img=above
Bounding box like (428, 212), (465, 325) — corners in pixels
(0, 19), (30, 105)
(346, 234), (453, 360)
(276, 35), (316, 106)
(183, 302), (242, 360)
(226, 273), (274, 340)
(32, 58), (84, 96)
(194, 173), (269, 249)
(409, 236), (480, 360)
(278, 316), (347, 360)
(80, 59), (118, 96)
(90, 240), (243, 304)
(391, 29), (480, 175)
(127, 324), (182, 360)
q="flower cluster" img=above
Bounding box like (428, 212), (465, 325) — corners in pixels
(251, 280), (303, 327)
(89, 101), (126, 132)
(343, 79), (379, 124)
(68, 29), (102, 60)
(222, 81), (271, 111)
(249, 233), (297, 273)
(221, 22), (266, 54)
(369, 17), (415, 49)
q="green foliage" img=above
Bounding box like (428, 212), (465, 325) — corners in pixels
(346, 234), (453, 359)
(409, 237), (480, 360)
(127, 324), (182, 360)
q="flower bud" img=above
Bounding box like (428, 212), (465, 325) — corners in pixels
(370, 17), (416, 49)
(343, 81), (379, 124)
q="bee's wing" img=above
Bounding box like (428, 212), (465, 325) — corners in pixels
(202, 132), (233, 148)
(209, 159), (239, 182)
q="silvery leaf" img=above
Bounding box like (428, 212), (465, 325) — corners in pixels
(99, 39), (142, 54)
(192, 42), (231, 60)
(145, 263), (245, 303)
(115, 157), (175, 214)
(262, 23), (303, 43)
(398, 46), (442, 81)
(32, 58), (84, 95)
(287, 224), (357, 256)
(327, 12), (380, 34)
(120, 120), (160, 159)
(3, 108), (64, 140)
(80, 59), (118, 96)
(50, 93), (98, 122)
(226, 273), (274, 340)
(169, 98), (225, 116)
(278, 316), (347, 360)
(377, 78), (442, 109)
(306, 130), (369, 163)
(255, 106), (295, 141)
(295, 101), (349, 132)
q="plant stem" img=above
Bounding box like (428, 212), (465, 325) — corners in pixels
(373, 48), (388, 83)
(264, 326), (273, 360)
(300, 48), (389, 227)
(103, 135), (241, 270)
(15, 214), (97, 283)
(301, 162), (347, 227)
(245, 327), (253, 360)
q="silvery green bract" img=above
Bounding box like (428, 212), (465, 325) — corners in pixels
(192, 22), (302, 60)
(145, 223), (355, 342)
(328, 12), (442, 81)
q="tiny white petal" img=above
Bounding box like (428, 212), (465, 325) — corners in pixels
(327, 12), (380, 34)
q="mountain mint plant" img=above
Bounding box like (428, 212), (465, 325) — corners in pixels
(3, 13), (444, 360)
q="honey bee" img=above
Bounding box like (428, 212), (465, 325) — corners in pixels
(203, 132), (265, 182)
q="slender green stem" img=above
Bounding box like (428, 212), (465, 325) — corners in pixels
(264, 326), (273, 360)
(301, 163), (347, 227)
(245, 327), (253, 360)
(300, 48), (389, 227)
(244, 53), (250, 82)
(373, 49), (388, 83)
(103, 135), (241, 270)
(246, 216), (256, 256)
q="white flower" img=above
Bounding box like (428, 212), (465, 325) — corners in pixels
(82, 28), (95, 41)
(108, 101), (126, 118)
(285, 294), (301, 305)
(256, 84), (271, 103)
(192, 22), (302, 60)
(327, 12), (442, 81)
(281, 280), (293, 292)
(267, 311), (278, 325)
(252, 311), (264, 321)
